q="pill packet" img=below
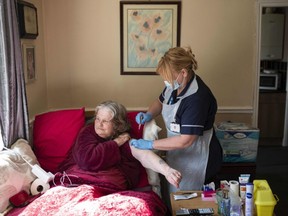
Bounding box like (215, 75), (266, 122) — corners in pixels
(173, 192), (197, 200)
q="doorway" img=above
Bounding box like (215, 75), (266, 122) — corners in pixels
(256, 2), (288, 147)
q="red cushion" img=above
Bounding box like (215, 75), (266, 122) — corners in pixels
(127, 111), (143, 139)
(136, 165), (149, 188)
(33, 108), (85, 173)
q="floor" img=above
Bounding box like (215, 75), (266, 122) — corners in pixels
(256, 145), (288, 216)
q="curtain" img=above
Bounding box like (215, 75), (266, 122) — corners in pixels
(0, 0), (29, 148)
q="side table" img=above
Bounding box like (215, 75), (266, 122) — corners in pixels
(170, 191), (219, 216)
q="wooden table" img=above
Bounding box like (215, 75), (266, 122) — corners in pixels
(170, 191), (219, 216)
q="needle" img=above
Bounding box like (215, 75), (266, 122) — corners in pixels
(138, 115), (143, 131)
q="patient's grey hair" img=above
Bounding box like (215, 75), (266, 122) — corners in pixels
(95, 101), (131, 138)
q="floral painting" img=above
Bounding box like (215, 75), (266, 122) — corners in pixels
(120, 2), (181, 75)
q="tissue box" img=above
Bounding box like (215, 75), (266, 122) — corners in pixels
(215, 122), (259, 162)
(253, 180), (278, 216)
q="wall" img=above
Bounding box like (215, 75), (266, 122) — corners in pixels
(26, 0), (257, 126)
(22, 0), (47, 119)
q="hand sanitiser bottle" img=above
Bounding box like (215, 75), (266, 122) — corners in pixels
(245, 183), (254, 216)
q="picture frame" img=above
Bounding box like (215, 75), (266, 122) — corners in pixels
(22, 44), (36, 83)
(17, 0), (39, 39)
(120, 1), (181, 75)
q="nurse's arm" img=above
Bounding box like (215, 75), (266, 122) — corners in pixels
(130, 146), (182, 188)
(153, 134), (198, 151)
(147, 99), (162, 118)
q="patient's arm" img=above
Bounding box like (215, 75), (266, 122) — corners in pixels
(130, 145), (181, 188)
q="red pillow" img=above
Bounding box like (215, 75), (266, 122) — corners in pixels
(127, 111), (143, 139)
(33, 108), (85, 173)
(136, 165), (149, 188)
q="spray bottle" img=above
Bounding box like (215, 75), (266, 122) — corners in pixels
(245, 182), (254, 216)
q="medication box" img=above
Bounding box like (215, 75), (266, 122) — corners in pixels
(215, 122), (259, 162)
(253, 180), (278, 216)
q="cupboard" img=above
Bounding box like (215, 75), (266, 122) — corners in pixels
(258, 92), (286, 140)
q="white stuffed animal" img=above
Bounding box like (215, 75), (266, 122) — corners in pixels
(143, 119), (162, 141)
(143, 119), (162, 197)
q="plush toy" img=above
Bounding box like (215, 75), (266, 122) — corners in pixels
(0, 139), (38, 213)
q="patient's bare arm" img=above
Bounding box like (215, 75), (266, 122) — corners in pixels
(130, 145), (182, 188)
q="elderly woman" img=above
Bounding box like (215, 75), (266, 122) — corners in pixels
(59, 100), (181, 191)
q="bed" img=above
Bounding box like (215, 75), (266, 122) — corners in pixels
(1, 108), (169, 216)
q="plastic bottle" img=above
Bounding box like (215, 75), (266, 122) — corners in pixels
(223, 189), (230, 216)
(230, 190), (242, 216)
(245, 182), (254, 216)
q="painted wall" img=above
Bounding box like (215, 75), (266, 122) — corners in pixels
(25, 0), (257, 126)
(22, 0), (47, 119)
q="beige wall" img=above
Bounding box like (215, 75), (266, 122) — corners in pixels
(22, 0), (47, 118)
(25, 0), (257, 126)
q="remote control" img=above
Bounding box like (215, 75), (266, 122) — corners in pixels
(176, 208), (214, 216)
(175, 208), (190, 216)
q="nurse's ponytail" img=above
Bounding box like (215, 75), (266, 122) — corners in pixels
(186, 47), (198, 72)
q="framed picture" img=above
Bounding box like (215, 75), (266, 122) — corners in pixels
(22, 44), (36, 83)
(17, 0), (39, 39)
(120, 1), (181, 75)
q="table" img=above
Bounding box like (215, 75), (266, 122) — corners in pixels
(170, 191), (219, 216)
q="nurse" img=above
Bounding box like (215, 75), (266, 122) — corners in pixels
(130, 46), (223, 194)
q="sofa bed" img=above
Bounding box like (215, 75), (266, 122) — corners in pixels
(0, 108), (168, 215)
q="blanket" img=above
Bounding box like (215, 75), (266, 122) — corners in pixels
(6, 184), (168, 216)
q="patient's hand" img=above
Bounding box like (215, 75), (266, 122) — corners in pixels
(165, 167), (182, 188)
(114, 133), (130, 146)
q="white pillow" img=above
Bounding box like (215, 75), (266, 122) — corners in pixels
(0, 139), (38, 212)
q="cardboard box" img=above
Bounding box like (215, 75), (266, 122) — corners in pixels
(215, 122), (259, 162)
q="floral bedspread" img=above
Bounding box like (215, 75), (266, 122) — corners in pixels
(6, 184), (168, 216)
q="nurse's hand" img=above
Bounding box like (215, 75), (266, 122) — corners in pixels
(129, 139), (153, 150)
(135, 112), (152, 124)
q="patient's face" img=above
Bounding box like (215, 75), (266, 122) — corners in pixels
(94, 108), (114, 139)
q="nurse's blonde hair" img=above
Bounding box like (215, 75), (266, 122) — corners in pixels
(156, 46), (198, 84)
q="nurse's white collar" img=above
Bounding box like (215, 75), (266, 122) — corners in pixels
(177, 74), (197, 97)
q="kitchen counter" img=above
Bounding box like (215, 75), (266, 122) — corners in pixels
(260, 89), (286, 93)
